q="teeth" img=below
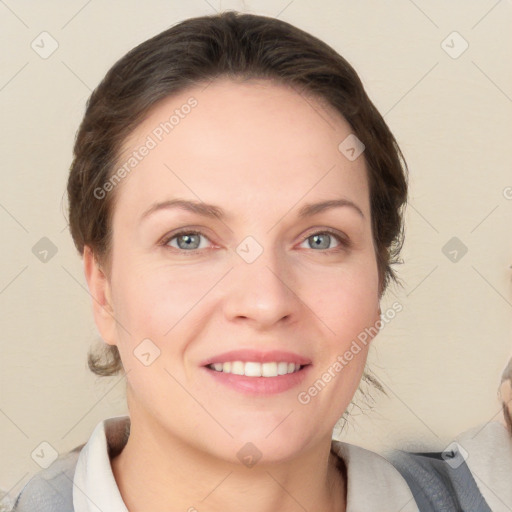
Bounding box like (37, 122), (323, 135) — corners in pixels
(262, 362), (277, 377)
(245, 362), (262, 377)
(277, 362), (289, 375)
(209, 361), (302, 377)
(231, 361), (244, 375)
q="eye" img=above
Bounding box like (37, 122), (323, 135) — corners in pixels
(299, 230), (350, 252)
(160, 228), (351, 255)
(162, 230), (212, 252)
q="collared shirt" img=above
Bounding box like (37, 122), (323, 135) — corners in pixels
(74, 415), (418, 511)
(13, 415), (419, 511)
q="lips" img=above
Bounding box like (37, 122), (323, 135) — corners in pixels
(200, 349), (312, 394)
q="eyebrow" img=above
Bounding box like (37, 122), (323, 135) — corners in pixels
(140, 197), (365, 223)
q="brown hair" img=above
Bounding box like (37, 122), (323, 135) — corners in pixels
(67, 11), (408, 377)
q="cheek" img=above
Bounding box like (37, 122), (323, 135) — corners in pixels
(109, 268), (194, 390)
(111, 261), (215, 342)
(305, 263), (380, 340)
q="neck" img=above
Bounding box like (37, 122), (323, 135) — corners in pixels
(110, 416), (346, 512)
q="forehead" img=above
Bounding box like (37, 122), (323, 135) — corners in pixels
(113, 78), (370, 222)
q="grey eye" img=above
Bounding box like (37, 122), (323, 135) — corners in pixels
(166, 231), (208, 251)
(177, 233), (201, 250)
(306, 233), (335, 250)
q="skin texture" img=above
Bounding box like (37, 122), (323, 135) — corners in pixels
(84, 78), (382, 512)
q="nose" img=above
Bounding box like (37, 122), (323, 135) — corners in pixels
(222, 246), (302, 329)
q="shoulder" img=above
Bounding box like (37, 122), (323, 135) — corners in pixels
(12, 415), (130, 512)
(388, 446), (492, 512)
(331, 440), (419, 511)
(11, 445), (83, 512)
(385, 422), (512, 512)
(453, 421), (512, 511)
(387, 421), (512, 511)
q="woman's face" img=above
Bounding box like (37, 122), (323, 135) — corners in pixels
(88, 78), (381, 463)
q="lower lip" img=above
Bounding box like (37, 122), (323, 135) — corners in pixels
(203, 365), (312, 395)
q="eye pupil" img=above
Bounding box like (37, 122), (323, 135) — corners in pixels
(178, 233), (200, 250)
(310, 233), (330, 250)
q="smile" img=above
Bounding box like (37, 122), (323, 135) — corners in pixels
(207, 361), (304, 377)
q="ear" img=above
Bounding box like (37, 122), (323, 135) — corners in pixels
(83, 245), (117, 346)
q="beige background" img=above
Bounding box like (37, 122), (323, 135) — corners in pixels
(1, 0), (512, 500)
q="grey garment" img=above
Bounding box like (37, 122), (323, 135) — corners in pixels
(11, 445), (83, 512)
(11, 442), (491, 512)
(389, 449), (492, 512)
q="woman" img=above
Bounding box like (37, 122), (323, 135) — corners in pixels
(12, 11), (418, 511)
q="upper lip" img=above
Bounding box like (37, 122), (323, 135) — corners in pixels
(201, 349), (312, 367)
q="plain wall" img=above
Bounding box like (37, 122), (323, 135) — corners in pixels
(1, 0), (511, 499)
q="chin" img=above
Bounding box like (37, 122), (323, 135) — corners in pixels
(221, 423), (317, 464)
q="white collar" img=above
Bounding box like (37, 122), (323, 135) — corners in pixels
(73, 416), (129, 512)
(331, 440), (418, 511)
(73, 416), (418, 512)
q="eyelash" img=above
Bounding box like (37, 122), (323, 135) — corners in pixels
(159, 228), (351, 255)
